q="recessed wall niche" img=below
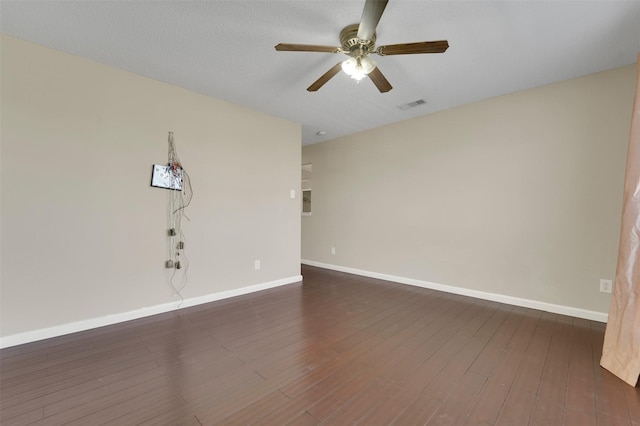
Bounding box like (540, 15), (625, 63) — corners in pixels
(302, 163), (312, 215)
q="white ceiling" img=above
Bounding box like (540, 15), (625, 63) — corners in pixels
(1, 1), (639, 145)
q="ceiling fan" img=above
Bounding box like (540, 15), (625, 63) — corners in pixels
(274, 0), (449, 93)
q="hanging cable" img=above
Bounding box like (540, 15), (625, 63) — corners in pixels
(165, 131), (192, 307)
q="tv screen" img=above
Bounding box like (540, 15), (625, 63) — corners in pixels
(151, 164), (183, 191)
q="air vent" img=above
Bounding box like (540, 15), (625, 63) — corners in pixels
(397, 99), (427, 111)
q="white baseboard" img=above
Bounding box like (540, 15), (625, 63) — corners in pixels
(0, 275), (302, 349)
(302, 260), (608, 323)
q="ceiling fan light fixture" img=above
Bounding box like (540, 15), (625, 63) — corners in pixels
(341, 56), (376, 81)
(276, 1), (448, 93)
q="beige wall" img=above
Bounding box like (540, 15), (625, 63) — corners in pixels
(303, 65), (636, 315)
(1, 35), (301, 339)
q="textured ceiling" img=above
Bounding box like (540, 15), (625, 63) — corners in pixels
(1, 1), (639, 145)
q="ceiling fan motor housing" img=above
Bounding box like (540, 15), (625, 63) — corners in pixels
(340, 24), (376, 58)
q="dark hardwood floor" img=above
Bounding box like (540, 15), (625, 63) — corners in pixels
(1, 265), (638, 425)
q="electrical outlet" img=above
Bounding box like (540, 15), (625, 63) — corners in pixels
(255, 260), (261, 270)
(331, 247), (336, 255)
(600, 279), (612, 294)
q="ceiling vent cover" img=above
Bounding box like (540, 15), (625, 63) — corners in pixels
(397, 99), (427, 111)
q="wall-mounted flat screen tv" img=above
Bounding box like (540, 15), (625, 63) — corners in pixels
(151, 164), (183, 191)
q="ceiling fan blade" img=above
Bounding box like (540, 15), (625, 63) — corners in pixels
(307, 63), (343, 92)
(368, 67), (392, 93)
(357, 0), (389, 41)
(376, 40), (449, 56)
(275, 43), (339, 53)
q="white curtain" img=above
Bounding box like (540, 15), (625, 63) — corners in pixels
(600, 53), (640, 387)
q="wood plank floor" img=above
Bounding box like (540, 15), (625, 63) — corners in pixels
(1, 265), (638, 425)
